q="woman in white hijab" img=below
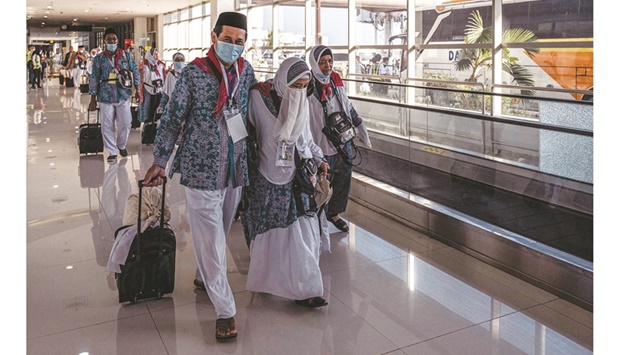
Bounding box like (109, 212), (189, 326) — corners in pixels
(306, 45), (372, 234)
(138, 48), (166, 123)
(241, 57), (330, 308)
(157, 52), (186, 114)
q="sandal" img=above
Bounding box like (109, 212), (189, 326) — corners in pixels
(215, 317), (238, 341)
(327, 215), (349, 232)
(295, 297), (328, 308)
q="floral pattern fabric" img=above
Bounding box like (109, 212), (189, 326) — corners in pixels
(152, 59), (257, 191)
(240, 168), (298, 247)
(88, 50), (140, 103)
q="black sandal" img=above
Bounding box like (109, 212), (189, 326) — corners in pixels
(215, 317), (238, 341)
(327, 215), (349, 232)
(295, 297), (328, 308)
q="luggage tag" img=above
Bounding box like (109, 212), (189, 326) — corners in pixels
(224, 106), (247, 144)
(275, 141), (294, 167)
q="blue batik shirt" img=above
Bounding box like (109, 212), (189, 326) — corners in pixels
(88, 49), (140, 103)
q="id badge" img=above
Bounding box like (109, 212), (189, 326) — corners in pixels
(224, 108), (247, 143)
(275, 141), (295, 167)
(108, 72), (117, 81)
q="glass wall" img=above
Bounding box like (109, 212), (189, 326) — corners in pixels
(162, 2), (211, 66)
(159, 0), (593, 183)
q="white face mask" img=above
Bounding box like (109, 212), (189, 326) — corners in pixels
(274, 87), (308, 144)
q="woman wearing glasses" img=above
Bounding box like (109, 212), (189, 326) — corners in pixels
(240, 57), (331, 308)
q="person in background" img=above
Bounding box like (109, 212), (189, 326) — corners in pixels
(307, 45), (372, 233)
(138, 48), (166, 123)
(86, 48), (98, 76)
(62, 46), (76, 86)
(27, 45), (35, 87)
(156, 52), (185, 114)
(379, 57), (390, 76)
(74, 45), (88, 86)
(88, 27), (141, 164)
(40, 55), (47, 82)
(241, 57), (330, 308)
(142, 12), (256, 342)
(31, 48), (42, 89)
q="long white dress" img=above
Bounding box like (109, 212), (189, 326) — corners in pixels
(242, 87), (327, 300)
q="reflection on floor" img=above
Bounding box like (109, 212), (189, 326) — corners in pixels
(26, 80), (592, 354)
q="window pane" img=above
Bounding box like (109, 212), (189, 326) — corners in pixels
(189, 18), (202, 48)
(191, 4), (202, 18)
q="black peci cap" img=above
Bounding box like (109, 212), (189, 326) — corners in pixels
(104, 28), (117, 37)
(215, 12), (247, 31)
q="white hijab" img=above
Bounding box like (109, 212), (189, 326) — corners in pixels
(308, 45), (332, 85)
(272, 57), (311, 144)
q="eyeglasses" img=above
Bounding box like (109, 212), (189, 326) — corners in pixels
(104, 37), (118, 42)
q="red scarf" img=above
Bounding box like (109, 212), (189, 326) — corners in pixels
(103, 49), (124, 70)
(317, 71), (344, 101)
(191, 47), (245, 116)
(147, 60), (164, 77)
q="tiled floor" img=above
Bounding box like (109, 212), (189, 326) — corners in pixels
(23, 80), (593, 354)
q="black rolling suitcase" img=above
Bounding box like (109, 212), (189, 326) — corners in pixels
(130, 98), (140, 129)
(58, 74), (65, 85)
(141, 120), (157, 145)
(115, 177), (176, 304)
(78, 110), (104, 154)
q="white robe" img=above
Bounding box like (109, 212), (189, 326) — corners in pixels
(244, 89), (328, 299)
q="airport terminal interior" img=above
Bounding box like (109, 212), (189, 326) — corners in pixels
(22, 78), (593, 354)
(19, 0), (605, 353)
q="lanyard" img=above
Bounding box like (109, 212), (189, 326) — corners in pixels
(104, 50), (121, 71)
(219, 61), (239, 108)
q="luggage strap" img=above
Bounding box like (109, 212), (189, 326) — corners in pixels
(136, 177), (167, 261)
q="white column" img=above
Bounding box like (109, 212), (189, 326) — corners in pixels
(348, 0), (356, 93)
(272, 3), (280, 69)
(305, 0), (313, 61)
(406, 0), (417, 105)
(134, 17), (148, 63)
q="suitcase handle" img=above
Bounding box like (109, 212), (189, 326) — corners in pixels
(87, 108), (100, 125)
(136, 176), (167, 258)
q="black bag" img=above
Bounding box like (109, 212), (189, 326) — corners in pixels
(115, 177), (176, 304)
(65, 76), (75, 87)
(78, 155), (104, 188)
(323, 111), (356, 146)
(80, 74), (89, 93)
(141, 121), (157, 145)
(292, 150), (318, 216)
(78, 110), (104, 154)
(58, 74), (65, 85)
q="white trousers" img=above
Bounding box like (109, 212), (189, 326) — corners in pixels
(73, 68), (83, 86)
(185, 184), (242, 318)
(99, 100), (131, 156)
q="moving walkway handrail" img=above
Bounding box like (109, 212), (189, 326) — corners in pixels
(254, 69), (592, 137)
(345, 95), (593, 138)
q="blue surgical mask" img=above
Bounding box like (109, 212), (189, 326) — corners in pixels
(106, 43), (117, 52)
(173, 62), (186, 71)
(215, 40), (244, 64)
(315, 71), (330, 80)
